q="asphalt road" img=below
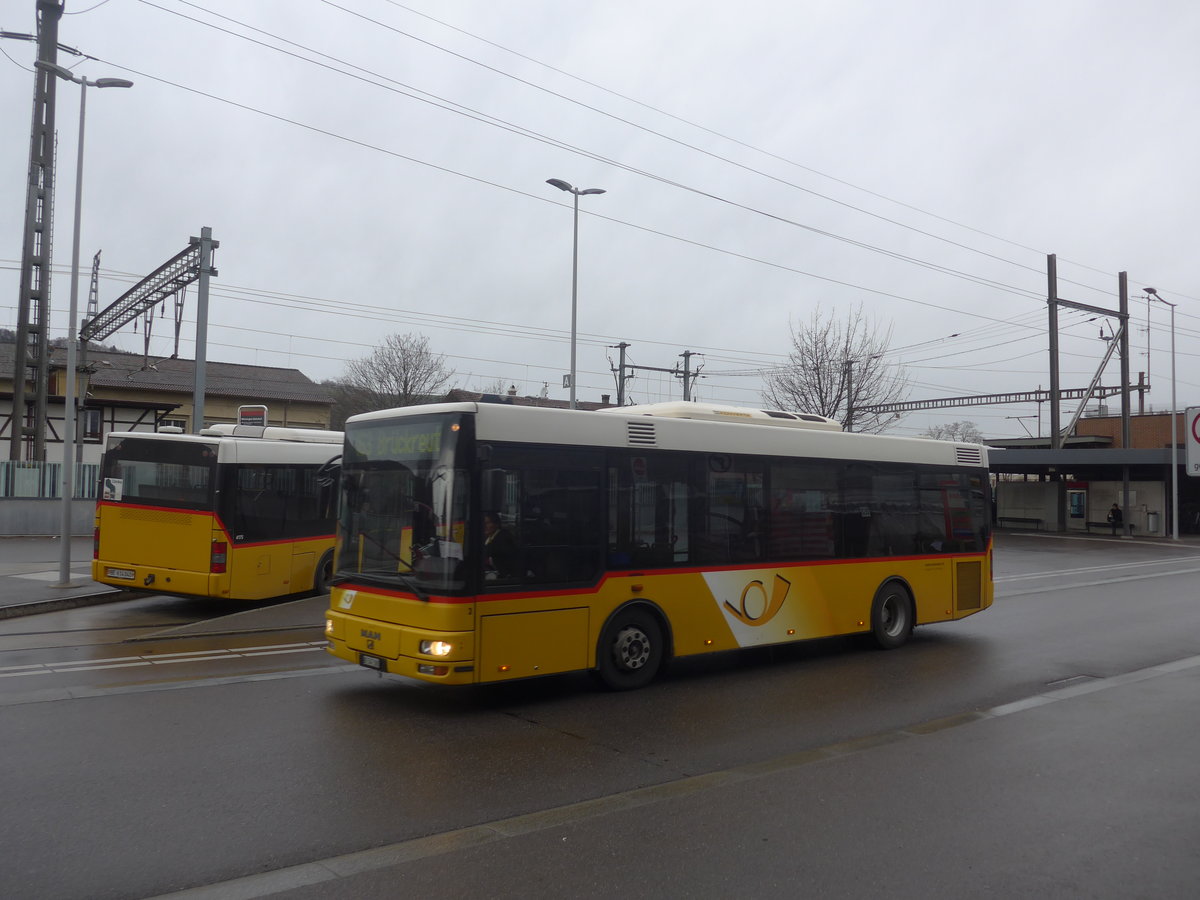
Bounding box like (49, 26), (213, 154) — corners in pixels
(1, 533), (1197, 899)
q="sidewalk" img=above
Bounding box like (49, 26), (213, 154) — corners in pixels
(0, 536), (126, 619)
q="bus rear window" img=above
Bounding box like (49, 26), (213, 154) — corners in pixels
(101, 437), (217, 510)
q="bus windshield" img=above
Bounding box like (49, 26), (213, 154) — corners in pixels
(100, 436), (218, 510)
(337, 414), (469, 593)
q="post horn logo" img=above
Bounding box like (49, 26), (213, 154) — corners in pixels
(724, 574), (791, 626)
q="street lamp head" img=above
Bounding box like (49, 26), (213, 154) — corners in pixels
(1144, 287), (1158, 296)
(547, 178), (606, 196)
(35, 61), (134, 89)
(35, 60), (77, 82)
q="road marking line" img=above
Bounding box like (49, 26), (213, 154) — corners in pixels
(998, 566), (1200, 597)
(996, 555), (1200, 582)
(0, 642), (326, 680)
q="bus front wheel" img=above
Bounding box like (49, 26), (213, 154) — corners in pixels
(870, 581), (913, 650)
(596, 607), (664, 691)
(314, 551), (334, 595)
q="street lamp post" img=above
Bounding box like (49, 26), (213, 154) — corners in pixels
(1145, 287), (1178, 541)
(546, 178), (605, 409)
(37, 62), (133, 586)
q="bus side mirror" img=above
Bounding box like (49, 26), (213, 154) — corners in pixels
(316, 454), (342, 488)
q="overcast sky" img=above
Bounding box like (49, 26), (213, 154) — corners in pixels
(2, 0), (1197, 438)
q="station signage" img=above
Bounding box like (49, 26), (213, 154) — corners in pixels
(238, 404), (269, 427)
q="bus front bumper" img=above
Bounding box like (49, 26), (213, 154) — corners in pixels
(325, 610), (476, 685)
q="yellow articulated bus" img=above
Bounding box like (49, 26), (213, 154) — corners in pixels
(93, 424), (342, 601)
(325, 401), (992, 689)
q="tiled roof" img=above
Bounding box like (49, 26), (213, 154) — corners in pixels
(1, 343), (333, 405)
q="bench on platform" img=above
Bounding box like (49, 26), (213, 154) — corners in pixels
(1085, 520), (1135, 534)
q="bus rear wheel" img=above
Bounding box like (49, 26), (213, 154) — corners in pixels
(870, 581), (913, 650)
(596, 608), (664, 691)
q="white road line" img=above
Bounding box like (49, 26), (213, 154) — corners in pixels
(0, 642), (326, 680)
(997, 555), (1200, 582)
(997, 565), (1200, 597)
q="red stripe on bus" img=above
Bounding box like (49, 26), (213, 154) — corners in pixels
(336, 548), (991, 605)
(231, 534), (335, 549)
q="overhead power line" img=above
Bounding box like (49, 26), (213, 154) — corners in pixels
(132, 0), (1048, 304)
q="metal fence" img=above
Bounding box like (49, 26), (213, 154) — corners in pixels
(0, 461), (100, 500)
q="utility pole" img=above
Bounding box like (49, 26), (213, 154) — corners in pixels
(1044, 255), (1131, 532)
(1047, 254), (1061, 451)
(191, 227), (219, 432)
(845, 359), (855, 433)
(677, 350), (702, 401)
(1119, 272), (1132, 537)
(7, 1), (65, 460)
(610, 342), (632, 406)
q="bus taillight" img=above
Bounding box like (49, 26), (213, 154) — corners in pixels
(211, 541), (228, 574)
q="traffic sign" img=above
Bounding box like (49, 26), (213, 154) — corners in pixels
(1186, 407), (1200, 476)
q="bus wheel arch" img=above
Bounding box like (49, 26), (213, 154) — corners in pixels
(313, 550), (335, 595)
(594, 601), (671, 691)
(869, 578), (914, 650)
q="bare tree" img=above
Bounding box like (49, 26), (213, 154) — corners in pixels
(332, 333), (454, 426)
(762, 305), (908, 434)
(474, 378), (513, 396)
(922, 421), (985, 443)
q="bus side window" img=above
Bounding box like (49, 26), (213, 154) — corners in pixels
(607, 450), (688, 568)
(484, 449), (604, 586)
(695, 456), (763, 565)
(768, 461), (837, 560)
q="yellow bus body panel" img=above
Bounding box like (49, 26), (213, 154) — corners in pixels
(93, 503), (332, 600)
(326, 550), (992, 686)
(92, 503), (224, 595)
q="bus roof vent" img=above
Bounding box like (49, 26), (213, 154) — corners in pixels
(955, 446), (984, 466)
(597, 401), (842, 431)
(627, 421), (657, 446)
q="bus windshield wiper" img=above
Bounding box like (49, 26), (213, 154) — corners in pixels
(341, 566), (430, 602)
(355, 528), (420, 572)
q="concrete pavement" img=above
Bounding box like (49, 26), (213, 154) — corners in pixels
(0, 535), (126, 619)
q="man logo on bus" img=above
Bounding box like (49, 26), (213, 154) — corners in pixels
(724, 574), (791, 626)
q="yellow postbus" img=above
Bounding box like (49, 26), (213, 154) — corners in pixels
(93, 424), (342, 601)
(325, 401), (992, 689)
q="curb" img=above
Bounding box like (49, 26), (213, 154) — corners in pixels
(0, 589), (130, 621)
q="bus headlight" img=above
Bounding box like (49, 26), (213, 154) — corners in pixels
(420, 640), (453, 657)
(325, 618), (335, 636)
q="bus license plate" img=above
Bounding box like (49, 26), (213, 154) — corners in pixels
(106, 567), (136, 580)
(359, 653), (386, 672)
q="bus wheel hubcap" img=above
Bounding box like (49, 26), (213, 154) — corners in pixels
(882, 596), (903, 635)
(615, 626), (650, 670)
